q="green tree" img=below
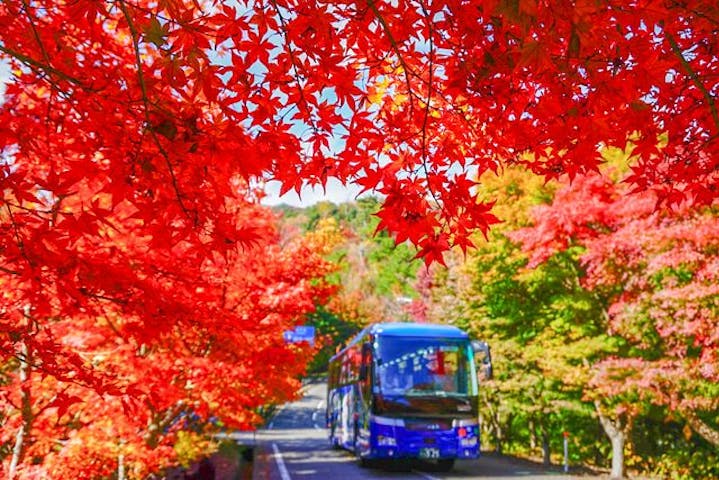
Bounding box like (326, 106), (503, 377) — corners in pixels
(277, 197), (422, 322)
(514, 170), (719, 479)
(420, 167), (626, 470)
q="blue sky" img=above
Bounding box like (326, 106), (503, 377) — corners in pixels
(0, 60), (8, 96)
(0, 58), (366, 209)
(261, 178), (365, 207)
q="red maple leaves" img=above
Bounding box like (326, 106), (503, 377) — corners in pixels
(3, 0), (716, 264)
(1, 198), (336, 475)
(1, 0), (718, 474)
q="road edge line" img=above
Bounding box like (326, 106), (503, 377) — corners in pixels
(413, 470), (440, 480)
(272, 443), (292, 480)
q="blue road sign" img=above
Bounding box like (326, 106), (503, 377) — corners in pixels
(283, 325), (316, 345)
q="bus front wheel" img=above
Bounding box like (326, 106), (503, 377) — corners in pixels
(354, 428), (371, 468)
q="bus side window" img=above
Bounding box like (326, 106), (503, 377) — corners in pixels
(359, 342), (372, 383)
(341, 359), (350, 385)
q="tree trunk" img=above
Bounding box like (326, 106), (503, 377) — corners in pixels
(144, 401), (185, 448)
(118, 453), (125, 480)
(594, 401), (626, 480)
(540, 421), (551, 466)
(9, 342), (32, 480)
(494, 419), (503, 454)
(528, 417), (537, 450)
(609, 432), (625, 479)
(484, 400), (503, 454)
(8, 422), (27, 480)
(682, 409), (719, 447)
(504, 412), (514, 447)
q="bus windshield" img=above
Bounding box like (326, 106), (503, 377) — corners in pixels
(375, 337), (477, 397)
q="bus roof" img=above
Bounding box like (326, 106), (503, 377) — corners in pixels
(329, 322), (470, 363)
(369, 322), (469, 338)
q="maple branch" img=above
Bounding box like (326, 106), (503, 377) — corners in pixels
(19, 0), (52, 70)
(5, 199), (56, 215)
(681, 408), (719, 447)
(34, 386), (73, 420)
(365, 0), (418, 117)
(666, 32), (719, 136)
(145, 401), (186, 448)
(177, 325), (199, 355)
(367, 0), (451, 230)
(0, 265), (20, 275)
(91, 299), (127, 342)
(267, 0), (320, 136)
(5, 203), (32, 267)
(0, 44), (86, 87)
(593, 399), (627, 436)
(8, 341), (33, 480)
(667, 1), (719, 27)
(2, 0), (87, 95)
(220, 261), (233, 310)
(116, 0), (195, 223)
(5, 346), (118, 393)
(80, 289), (130, 306)
(417, 0), (444, 218)
(128, 1), (213, 31)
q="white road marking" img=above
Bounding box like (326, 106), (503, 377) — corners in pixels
(268, 422), (274, 429)
(272, 443), (292, 480)
(314, 400), (326, 430)
(413, 470), (440, 480)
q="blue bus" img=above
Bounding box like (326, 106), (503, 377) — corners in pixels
(326, 322), (492, 471)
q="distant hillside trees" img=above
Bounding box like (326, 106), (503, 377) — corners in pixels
(274, 197), (423, 372)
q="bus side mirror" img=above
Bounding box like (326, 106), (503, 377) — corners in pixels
(472, 340), (493, 381)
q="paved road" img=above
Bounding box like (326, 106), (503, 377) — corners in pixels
(251, 380), (602, 480)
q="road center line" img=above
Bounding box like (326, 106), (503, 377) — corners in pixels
(272, 443), (292, 480)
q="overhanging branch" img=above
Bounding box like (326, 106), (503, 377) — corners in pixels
(666, 32), (719, 136)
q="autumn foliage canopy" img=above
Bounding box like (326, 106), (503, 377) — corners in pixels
(1, 0), (718, 476)
(513, 173), (719, 437)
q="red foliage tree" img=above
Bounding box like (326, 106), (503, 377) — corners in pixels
(1, 198), (336, 476)
(513, 173), (719, 449)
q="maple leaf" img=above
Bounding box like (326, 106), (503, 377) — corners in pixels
(48, 393), (84, 421)
(415, 233), (450, 267)
(144, 17), (169, 48)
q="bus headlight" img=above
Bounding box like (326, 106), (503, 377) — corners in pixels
(377, 435), (397, 446)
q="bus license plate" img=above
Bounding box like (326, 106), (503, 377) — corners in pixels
(419, 448), (440, 459)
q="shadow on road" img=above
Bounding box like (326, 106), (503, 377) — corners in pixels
(252, 381), (603, 479)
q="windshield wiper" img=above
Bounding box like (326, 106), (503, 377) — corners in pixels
(404, 389), (469, 398)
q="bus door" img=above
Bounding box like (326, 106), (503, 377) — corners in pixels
(339, 384), (354, 447)
(355, 342), (374, 453)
